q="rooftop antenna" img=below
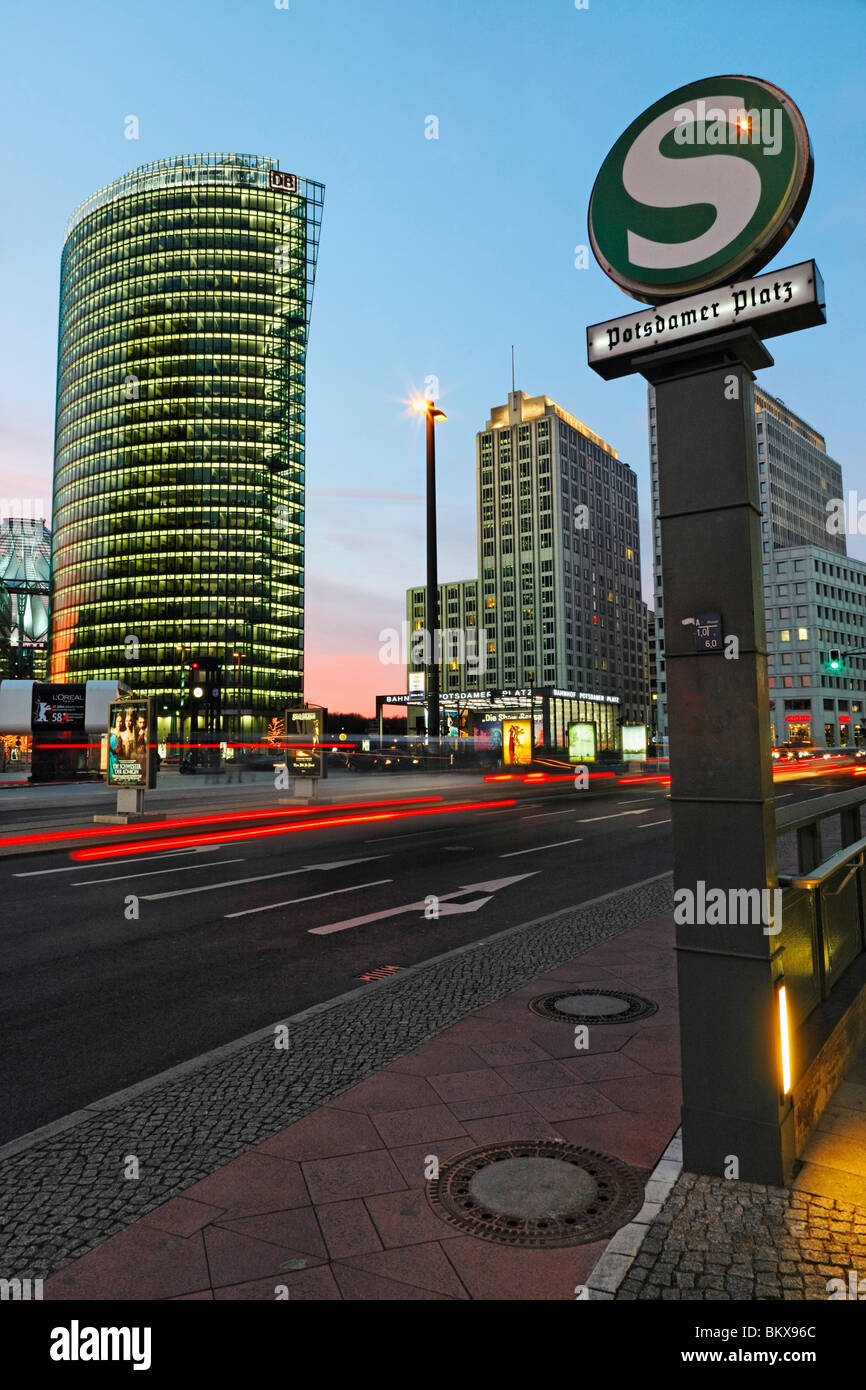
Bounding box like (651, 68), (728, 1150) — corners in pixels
(511, 345), (515, 396)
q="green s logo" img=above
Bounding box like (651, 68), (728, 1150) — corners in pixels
(588, 76), (812, 303)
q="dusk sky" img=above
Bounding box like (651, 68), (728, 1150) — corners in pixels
(2, 0), (864, 713)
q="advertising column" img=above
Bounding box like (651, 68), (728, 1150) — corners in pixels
(30, 682), (90, 783)
(107, 696), (157, 816)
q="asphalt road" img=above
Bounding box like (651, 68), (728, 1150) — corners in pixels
(0, 766), (859, 1144)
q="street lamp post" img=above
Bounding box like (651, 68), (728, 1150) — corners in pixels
(413, 398), (447, 746)
(175, 643), (187, 759)
(232, 650), (246, 742)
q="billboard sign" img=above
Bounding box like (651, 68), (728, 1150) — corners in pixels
(285, 705), (327, 777)
(588, 75), (813, 304)
(502, 718), (532, 766)
(107, 698), (157, 788)
(31, 683), (86, 729)
(568, 722), (596, 764)
(622, 724), (648, 761)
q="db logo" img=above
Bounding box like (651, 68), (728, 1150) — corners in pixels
(269, 169), (298, 193)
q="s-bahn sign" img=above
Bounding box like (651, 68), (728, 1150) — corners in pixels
(588, 75), (813, 304)
(587, 259), (825, 379)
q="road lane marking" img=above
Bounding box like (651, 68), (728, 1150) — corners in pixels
(364, 827), (458, 843)
(637, 819), (671, 828)
(499, 838), (583, 858)
(521, 809), (577, 820)
(13, 848), (227, 877)
(140, 855), (388, 901)
(309, 873), (536, 936)
(364, 807), (513, 843)
(578, 810), (654, 823)
(72, 858), (245, 886)
(226, 879), (393, 919)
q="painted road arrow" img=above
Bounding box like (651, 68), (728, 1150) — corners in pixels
(140, 855), (388, 900)
(308, 873), (537, 936)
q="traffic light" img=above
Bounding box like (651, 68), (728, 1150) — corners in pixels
(828, 649), (843, 672)
(181, 658), (222, 770)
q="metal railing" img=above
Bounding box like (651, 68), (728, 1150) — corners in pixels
(776, 785), (866, 1025)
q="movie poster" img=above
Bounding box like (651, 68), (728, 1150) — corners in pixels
(108, 699), (155, 788)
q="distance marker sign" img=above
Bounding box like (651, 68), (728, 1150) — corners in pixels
(588, 75), (813, 303)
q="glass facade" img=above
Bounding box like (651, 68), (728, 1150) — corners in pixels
(50, 152), (324, 718)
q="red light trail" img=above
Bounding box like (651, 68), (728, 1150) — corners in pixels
(70, 799), (517, 861)
(0, 797), (444, 849)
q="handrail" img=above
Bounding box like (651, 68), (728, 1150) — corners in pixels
(780, 835), (866, 891)
(775, 784), (866, 835)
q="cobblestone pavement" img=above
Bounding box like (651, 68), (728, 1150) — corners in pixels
(616, 1172), (866, 1300)
(0, 873), (672, 1281)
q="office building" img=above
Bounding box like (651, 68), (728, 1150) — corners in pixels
(403, 390), (650, 752)
(650, 385), (846, 740)
(49, 152), (324, 727)
(766, 545), (866, 748)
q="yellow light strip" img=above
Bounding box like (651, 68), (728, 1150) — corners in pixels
(778, 982), (792, 1095)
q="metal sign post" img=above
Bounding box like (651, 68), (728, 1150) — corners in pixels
(587, 75), (823, 1183)
(643, 330), (786, 1180)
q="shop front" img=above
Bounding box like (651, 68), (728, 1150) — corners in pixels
(380, 685), (621, 761)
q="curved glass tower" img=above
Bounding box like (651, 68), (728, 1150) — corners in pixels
(50, 152), (323, 722)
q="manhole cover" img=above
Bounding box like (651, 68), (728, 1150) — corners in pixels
(528, 988), (657, 1024)
(427, 1141), (644, 1247)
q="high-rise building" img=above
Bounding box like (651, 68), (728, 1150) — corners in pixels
(478, 392), (646, 719)
(754, 390), (844, 553)
(643, 602), (657, 740)
(650, 385), (845, 739)
(405, 578), (481, 700)
(765, 545), (866, 748)
(404, 390), (650, 752)
(49, 153), (323, 727)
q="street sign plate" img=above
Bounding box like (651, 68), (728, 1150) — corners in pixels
(694, 613), (723, 652)
(587, 260), (825, 379)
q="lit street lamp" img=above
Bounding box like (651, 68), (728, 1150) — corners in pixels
(412, 397), (447, 743)
(232, 650), (247, 740)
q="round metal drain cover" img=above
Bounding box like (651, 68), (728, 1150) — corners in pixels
(528, 988), (658, 1025)
(427, 1141), (644, 1247)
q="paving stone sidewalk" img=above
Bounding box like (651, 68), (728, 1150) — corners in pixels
(616, 1175), (866, 1301)
(9, 862), (865, 1301)
(44, 911), (682, 1300)
(0, 875), (672, 1282)
(615, 1039), (866, 1301)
